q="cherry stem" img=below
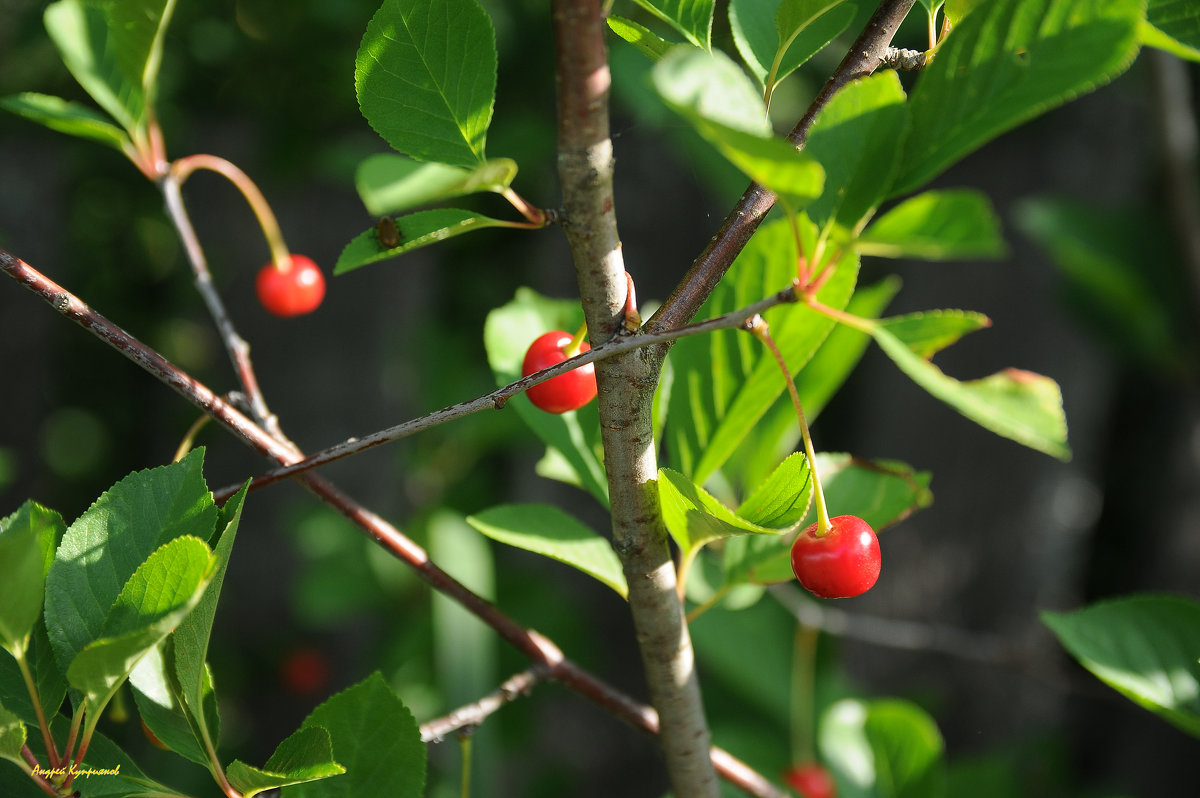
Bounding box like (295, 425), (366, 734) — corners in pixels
(169, 154), (292, 269)
(790, 623), (820, 764)
(14, 651), (59, 770)
(564, 322), (589, 357)
(502, 187), (551, 226)
(746, 315), (830, 535)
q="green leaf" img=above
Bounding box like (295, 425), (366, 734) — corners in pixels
(227, 726), (345, 798)
(287, 672), (425, 798)
(650, 51), (827, 204)
(659, 468), (786, 557)
(0, 705), (25, 764)
(653, 47), (771, 135)
(0, 93), (133, 153)
(722, 276), (900, 494)
(872, 324), (1070, 459)
(44, 0), (145, 133)
(633, 0), (715, 49)
(894, 0), (1143, 195)
(730, 0), (858, 92)
(0, 619), (67, 728)
(735, 452), (812, 528)
(66, 536), (215, 708)
(44, 449), (218, 682)
(724, 454), (931, 585)
(355, 0), (496, 167)
(1042, 595), (1200, 738)
(0, 502), (62, 658)
(130, 483), (249, 767)
(820, 698), (946, 798)
(335, 209), (514, 274)
(878, 310), (992, 359)
(668, 218), (859, 484)
(355, 153), (518, 216)
(804, 70), (909, 234)
(483, 288), (608, 505)
(106, 0), (177, 106)
(857, 190), (1006, 260)
(1142, 0), (1200, 61)
(467, 504), (627, 598)
(607, 15), (677, 61)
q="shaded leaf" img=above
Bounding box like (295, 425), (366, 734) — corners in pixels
(336, 209), (516, 274)
(1142, 0), (1200, 61)
(894, 0), (1143, 195)
(878, 310), (992, 359)
(730, 0), (858, 92)
(872, 325), (1070, 459)
(633, 0), (715, 49)
(1043, 595), (1200, 738)
(857, 190), (1006, 260)
(0, 93), (132, 153)
(0, 705), (25, 764)
(607, 15), (677, 61)
(735, 452), (812, 529)
(226, 726), (345, 798)
(355, 0), (496, 166)
(0, 619), (67, 728)
(804, 71), (909, 234)
(467, 504), (627, 598)
(288, 672), (424, 798)
(355, 154), (518, 216)
(0, 502), (62, 658)
(820, 698), (947, 798)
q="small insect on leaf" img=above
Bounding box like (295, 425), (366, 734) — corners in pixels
(377, 217), (400, 248)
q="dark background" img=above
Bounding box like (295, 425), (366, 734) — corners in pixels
(2, 1), (1198, 796)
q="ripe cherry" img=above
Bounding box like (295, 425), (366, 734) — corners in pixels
(784, 762), (836, 798)
(280, 646), (331, 696)
(790, 515), (880, 599)
(521, 330), (597, 414)
(255, 255), (325, 317)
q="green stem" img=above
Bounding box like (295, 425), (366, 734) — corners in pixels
(15, 649), (60, 769)
(459, 733), (473, 798)
(790, 624), (819, 763)
(684, 584), (731, 624)
(169, 154), (292, 268)
(804, 297), (878, 335)
(564, 323), (589, 357)
(747, 316), (830, 535)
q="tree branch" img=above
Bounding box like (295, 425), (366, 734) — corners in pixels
(645, 0), (917, 335)
(0, 247), (785, 798)
(552, 2), (719, 796)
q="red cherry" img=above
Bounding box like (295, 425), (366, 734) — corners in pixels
(280, 646), (331, 695)
(784, 763), (837, 798)
(521, 330), (597, 413)
(790, 515), (880, 599)
(255, 255), (325, 316)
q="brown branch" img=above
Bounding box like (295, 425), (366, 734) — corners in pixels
(645, 0), (917, 335)
(0, 247), (785, 798)
(420, 666), (550, 743)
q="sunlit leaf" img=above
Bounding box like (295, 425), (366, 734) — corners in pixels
(607, 15), (677, 61)
(857, 190), (1006, 260)
(1043, 595), (1200, 739)
(467, 504), (627, 598)
(355, 0), (496, 166)
(355, 154), (518, 215)
(335, 209), (516, 274)
(633, 0), (715, 49)
(878, 310), (992, 359)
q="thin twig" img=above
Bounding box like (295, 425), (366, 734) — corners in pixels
(420, 666), (550, 743)
(208, 283), (800, 500)
(159, 174), (292, 444)
(0, 248), (786, 798)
